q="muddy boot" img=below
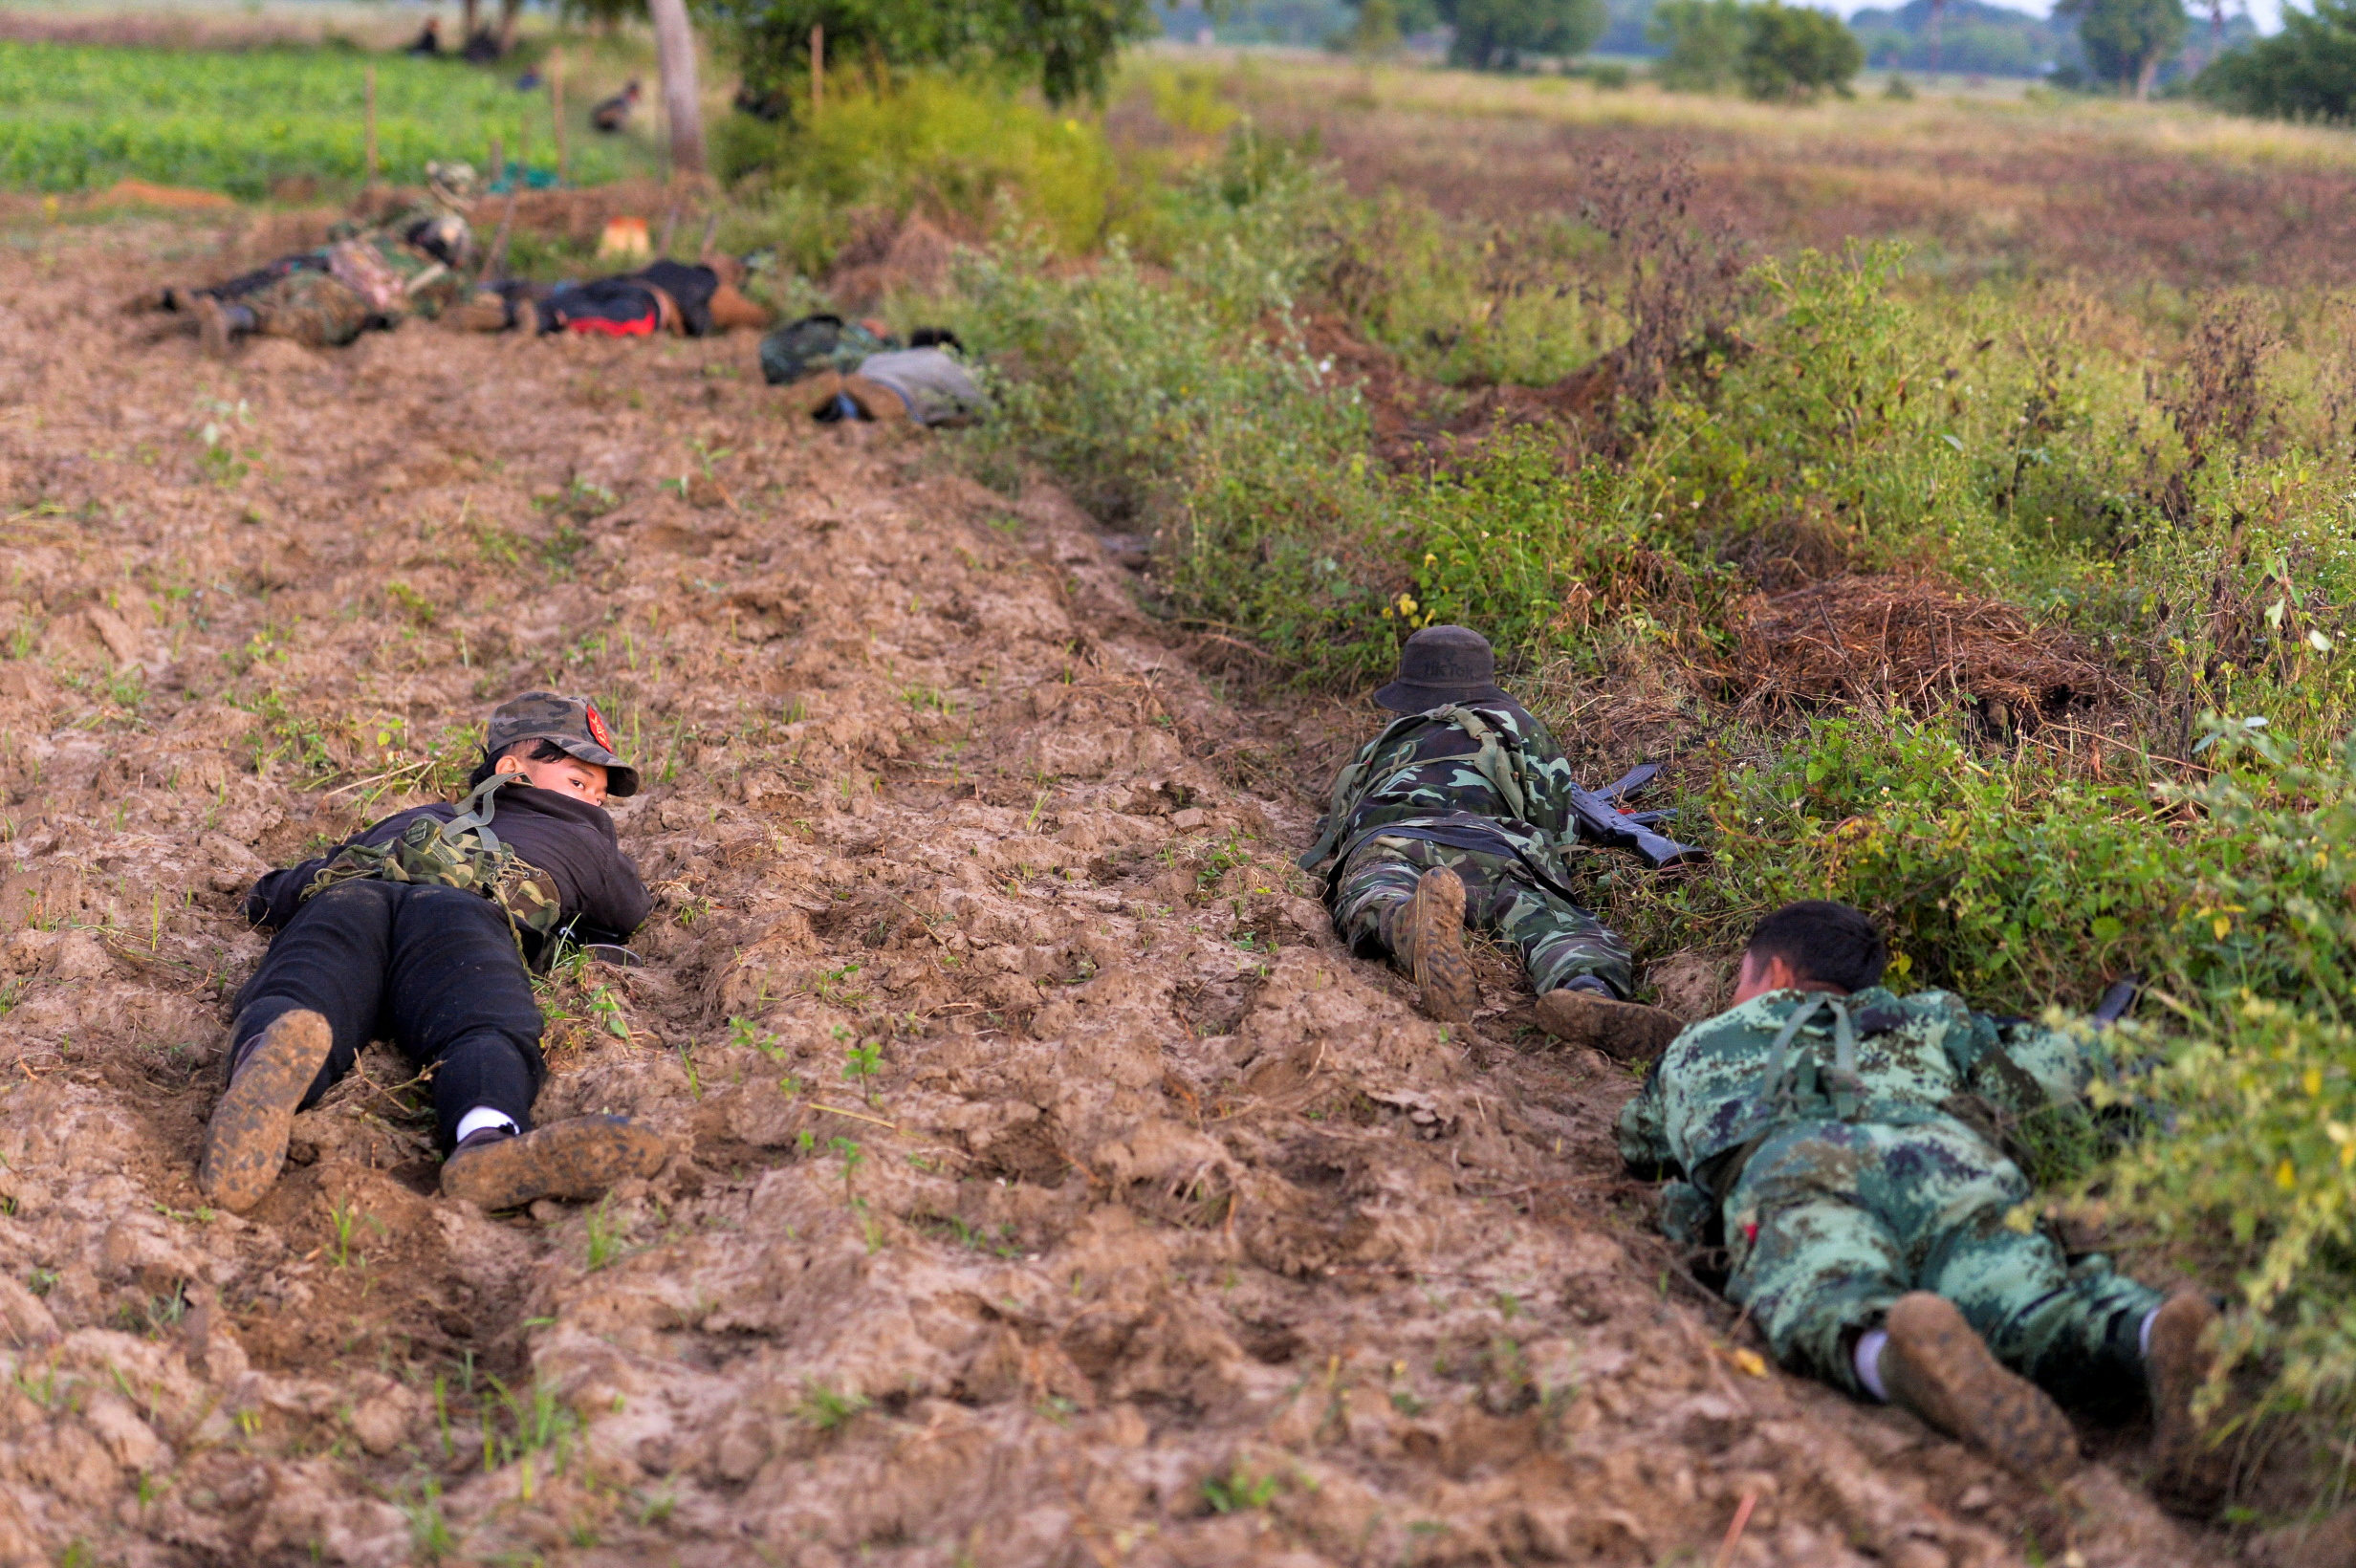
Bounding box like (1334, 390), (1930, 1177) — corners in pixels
(440, 1115), (668, 1210)
(446, 294), (513, 333)
(2147, 1291), (2229, 1511)
(839, 373), (909, 423)
(1876, 1292), (2080, 1481)
(1381, 866), (1476, 1021)
(1533, 983), (1683, 1061)
(199, 1010), (334, 1213)
(193, 295), (255, 359)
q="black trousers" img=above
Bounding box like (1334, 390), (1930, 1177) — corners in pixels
(231, 881), (545, 1149)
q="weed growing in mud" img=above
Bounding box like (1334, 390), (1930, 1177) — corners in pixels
(325, 1196), (368, 1269)
(795, 1381), (870, 1432)
(400, 1480), (454, 1562)
(584, 1198), (630, 1272)
(1200, 1465), (1283, 1514)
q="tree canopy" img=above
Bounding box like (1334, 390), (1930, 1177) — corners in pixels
(1650, 0), (1862, 98)
(2195, 0), (2356, 120)
(700, 0), (1157, 109)
(2054, 0), (2189, 94)
(1440, 0), (1610, 68)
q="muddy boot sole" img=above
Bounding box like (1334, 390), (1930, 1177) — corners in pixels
(1880, 1292), (2080, 1481)
(840, 372), (909, 423)
(1402, 866), (1476, 1022)
(441, 1116), (668, 1210)
(2147, 1291), (2228, 1512)
(1533, 989), (1684, 1061)
(199, 1010), (333, 1213)
(194, 294), (235, 360)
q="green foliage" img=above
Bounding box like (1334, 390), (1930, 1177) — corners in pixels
(2101, 1002), (2356, 1430)
(1649, 0), (1753, 90)
(715, 75), (1119, 261)
(1442, 0), (1610, 69)
(0, 40), (639, 198)
(2055, 0), (2190, 94)
(1736, 1), (1864, 99)
(958, 142), (1406, 684)
(1317, 192), (1614, 386)
(706, 0), (1156, 110)
(1648, 0), (1860, 97)
(2195, 0), (2356, 122)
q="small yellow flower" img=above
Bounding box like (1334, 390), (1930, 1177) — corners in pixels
(2277, 1159), (2299, 1190)
(2214, 914), (2233, 940)
(2307, 1067), (2324, 1099)
(1730, 1348), (1768, 1378)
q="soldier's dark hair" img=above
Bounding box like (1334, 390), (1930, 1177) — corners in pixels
(465, 737), (572, 791)
(1745, 901), (1887, 993)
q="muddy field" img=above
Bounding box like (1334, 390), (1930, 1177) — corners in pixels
(0, 219), (2244, 1566)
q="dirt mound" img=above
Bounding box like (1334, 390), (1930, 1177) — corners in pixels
(1733, 574), (2125, 729)
(0, 222), (2214, 1567)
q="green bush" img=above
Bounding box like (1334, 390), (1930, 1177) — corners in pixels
(1736, 1), (1863, 99)
(715, 75), (1122, 260)
(2195, 0), (2356, 122)
(1648, 0), (1750, 90)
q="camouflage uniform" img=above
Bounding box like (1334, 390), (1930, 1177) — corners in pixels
(1617, 987), (2160, 1405)
(236, 229), (469, 347)
(1304, 698), (1633, 998)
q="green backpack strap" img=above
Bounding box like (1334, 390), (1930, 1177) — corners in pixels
(1297, 708), (1443, 871)
(1436, 704), (1533, 823)
(1747, 991), (1862, 1131)
(439, 772), (515, 854)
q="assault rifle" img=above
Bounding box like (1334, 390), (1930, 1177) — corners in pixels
(1565, 762), (1711, 870)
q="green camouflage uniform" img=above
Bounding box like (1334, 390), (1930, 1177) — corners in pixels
(1617, 987), (2159, 1405)
(1302, 698), (1633, 998)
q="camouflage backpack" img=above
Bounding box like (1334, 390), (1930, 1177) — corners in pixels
(299, 773), (563, 951)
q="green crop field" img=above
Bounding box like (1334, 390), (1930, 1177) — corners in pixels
(0, 38), (649, 198)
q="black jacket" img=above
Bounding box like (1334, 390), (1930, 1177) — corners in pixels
(244, 785), (651, 946)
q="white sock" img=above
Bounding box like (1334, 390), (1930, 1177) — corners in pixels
(454, 1106), (520, 1142)
(1855, 1328), (1891, 1402)
(2139, 1306), (2160, 1361)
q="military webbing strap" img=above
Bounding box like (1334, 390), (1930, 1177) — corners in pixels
(1748, 991), (1865, 1134)
(1297, 704), (1545, 873)
(440, 772), (514, 852)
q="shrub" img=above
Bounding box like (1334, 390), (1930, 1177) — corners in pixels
(2195, 0), (2356, 122)
(1649, 0), (1751, 90)
(1442, 0), (1610, 70)
(1736, 1), (1864, 100)
(715, 75), (1121, 258)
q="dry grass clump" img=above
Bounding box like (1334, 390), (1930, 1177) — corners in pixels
(1732, 574), (2123, 727)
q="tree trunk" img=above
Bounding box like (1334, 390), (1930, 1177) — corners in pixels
(498, 0), (523, 55)
(646, 0), (707, 181)
(462, 0), (481, 41)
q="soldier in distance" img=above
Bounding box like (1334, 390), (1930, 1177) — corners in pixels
(1300, 623), (1683, 1057)
(203, 693), (668, 1215)
(1619, 900), (2223, 1502)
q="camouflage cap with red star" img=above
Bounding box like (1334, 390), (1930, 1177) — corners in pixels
(484, 690), (639, 797)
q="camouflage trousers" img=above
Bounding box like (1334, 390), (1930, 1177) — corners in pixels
(246, 271), (380, 348)
(1331, 832), (1633, 999)
(1725, 1117), (2161, 1406)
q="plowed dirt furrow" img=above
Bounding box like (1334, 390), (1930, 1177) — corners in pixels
(0, 226), (2202, 1567)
